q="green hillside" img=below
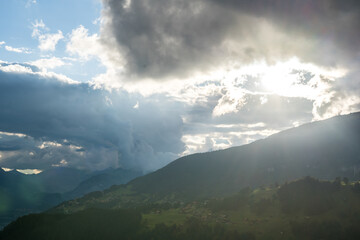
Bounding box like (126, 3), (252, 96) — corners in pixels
(2, 177), (360, 240)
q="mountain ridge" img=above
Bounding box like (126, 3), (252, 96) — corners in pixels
(128, 112), (360, 196)
(0, 167), (142, 229)
(53, 112), (360, 213)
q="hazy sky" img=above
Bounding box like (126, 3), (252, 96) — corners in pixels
(0, 0), (359, 172)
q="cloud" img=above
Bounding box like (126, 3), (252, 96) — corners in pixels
(66, 25), (124, 76)
(32, 19), (46, 35)
(214, 0), (360, 64)
(0, 132), (87, 170)
(95, 0), (360, 124)
(99, 0), (360, 82)
(4, 46), (32, 54)
(66, 26), (101, 61)
(26, 0), (37, 8)
(38, 31), (64, 51)
(100, 0), (255, 80)
(32, 20), (63, 51)
(29, 57), (68, 71)
(0, 63), (185, 171)
(1, 1), (360, 172)
(0, 63), (36, 73)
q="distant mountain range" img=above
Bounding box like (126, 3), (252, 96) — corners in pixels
(63, 168), (143, 200)
(0, 167), (142, 229)
(54, 112), (360, 213)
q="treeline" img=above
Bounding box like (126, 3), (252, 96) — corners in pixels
(141, 217), (255, 240)
(0, 209), (141, 240)
(206, 187), (273, 215)
(205, 177), (360, 239)
(290, 219), (360, 239)
(277, 176), (339, 215)
(207, 176), (360, 214)
(0, 209), (254, 240)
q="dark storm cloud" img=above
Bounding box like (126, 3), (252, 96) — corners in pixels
(0, 64), (185, 171)
(101, 0), (254, 79)
(214, 0), (360, 64)
(102, 0), (360, 79)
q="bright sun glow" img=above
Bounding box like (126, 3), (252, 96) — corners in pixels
(258, 57), (347, 99)
(261, 59), (300, 94)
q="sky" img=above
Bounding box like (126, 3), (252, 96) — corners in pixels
(0, 0), (359, 173)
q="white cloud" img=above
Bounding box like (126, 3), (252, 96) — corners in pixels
(29, 57), (68, 70)
(0, 63), (34, 73)
(1, 167), (13, 172)
(133, 101), (139, 109)
(32, 19), (45, 28)
(4, 45), (31, 54)
(26, 0), (37, 8)
(0, 41), (5, 46)
(66, 26), (100, 60)
(31, 19), (47, 37)
(66, 25), (126, 89)
(260, 96), (268, 104)
(32, 20), (63, 51)
(66, 25), (124, 70)
(0, 61), (78, 84)
(38, 141), (63, 149)
(212, 92), (247, 117)
(181, 126), (278, 155)
(38, 31), (64, 51)
(52, 159), (68, 167)
(17, 169), (42, 174)
(92, 17), (101, 25)
(312, 90), (360, 120)
(0, 131), (27, 138)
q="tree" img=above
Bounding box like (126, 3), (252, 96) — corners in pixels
(334, 177), (341, 187)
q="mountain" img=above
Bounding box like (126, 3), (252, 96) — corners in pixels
(0, 167), (143, 229)
(63, 168), (143, 200)
(0, 169), (63, 229)
(129, 112), (360, 198)
(0, 169), (64, 210)
(32, 167), (91, 193)
(53, 112), (360, 212)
